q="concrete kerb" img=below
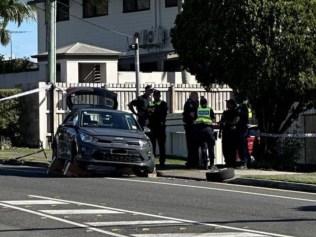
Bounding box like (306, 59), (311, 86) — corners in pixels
(156, 169), (316, 193)
(227, 178), (316, 193)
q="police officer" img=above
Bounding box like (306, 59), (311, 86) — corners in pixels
(193, 97), (216, 169)
(148, 90), (168, 167)
(219, 99), (240, 167)
(128, 85), (153, 129)
(183, 91), (199, 168)
(237, 97), (250, 168)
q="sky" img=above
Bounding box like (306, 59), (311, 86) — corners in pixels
(0, 20), (38, 61)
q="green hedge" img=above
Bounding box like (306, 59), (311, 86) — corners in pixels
(0, 89), (22, 146)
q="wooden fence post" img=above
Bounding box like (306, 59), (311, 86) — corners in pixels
(38, 82), (48, 148)
(168, 84), (175, 113)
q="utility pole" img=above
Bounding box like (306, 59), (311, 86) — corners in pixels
(134, 32), (140, 97)
(47, 0), (56, 144)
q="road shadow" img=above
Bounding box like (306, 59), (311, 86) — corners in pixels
(202, 217), (316, 225)
(0, 164), (147, 179)
(296, 206), (316, 212)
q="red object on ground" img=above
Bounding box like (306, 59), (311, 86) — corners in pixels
(247, 136), (256, 155)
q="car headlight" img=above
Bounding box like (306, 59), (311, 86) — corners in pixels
(139, 140), (150, 148)
(79, 133), (96, 143)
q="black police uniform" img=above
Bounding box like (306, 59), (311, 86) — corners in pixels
(220, 107), (240, 167)
(128, 94), (151, 129)
(237, 103), (250, 166)
(148, 100), (168, 166)
(182, 98), (199, 168)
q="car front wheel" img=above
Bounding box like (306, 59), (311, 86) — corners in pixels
(134, 168), (149, 177)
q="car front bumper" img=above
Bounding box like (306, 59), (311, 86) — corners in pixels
(75, 142), (155, 173)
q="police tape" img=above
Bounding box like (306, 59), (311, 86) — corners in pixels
(260, 132), (316, 138)
(0, 84), (52, 102)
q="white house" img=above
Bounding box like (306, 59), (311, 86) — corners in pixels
(29, 0), (181, 72)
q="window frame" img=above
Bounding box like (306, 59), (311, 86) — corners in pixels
(83, 0), (109, 18)
(123, 0), (150, 13)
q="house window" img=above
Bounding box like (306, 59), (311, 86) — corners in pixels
(165, 0), (178, 8)
(123, 0), (150, 13)
(83, 0), (108, 18)
(57, 0), (69, 21)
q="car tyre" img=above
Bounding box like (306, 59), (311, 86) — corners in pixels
(134, 168), (149, 177)
(206, 168), (235, 182)
(47, 150), (65, 177)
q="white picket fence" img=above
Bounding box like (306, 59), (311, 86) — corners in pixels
(38, 82), (233, 161)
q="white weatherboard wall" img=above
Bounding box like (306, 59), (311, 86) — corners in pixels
(118, 71), (198, 84)
(36, 0), (178, 56)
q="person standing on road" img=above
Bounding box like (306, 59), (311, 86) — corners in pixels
(183, 91), (199, 168)
(148, 90), (168, 167)
(128, 85), (153, 129)
(193, 97), (216, 169)
(219, 99), (240, 167)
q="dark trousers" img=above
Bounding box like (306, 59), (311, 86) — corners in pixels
(138, 117), (146, 129)
(184, 124), (198, 167)
(194, 124), (215, 167)
(238, 129), (249, 166)
(149, 126), (166, 165)
(222, 130), (239, 167)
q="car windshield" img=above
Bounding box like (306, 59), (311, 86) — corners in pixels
(80, 110), (141, 131)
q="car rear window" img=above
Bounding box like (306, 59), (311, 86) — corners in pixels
(81, 110), (141, 131)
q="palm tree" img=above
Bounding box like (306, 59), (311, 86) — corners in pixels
(0, 0), (35, 46)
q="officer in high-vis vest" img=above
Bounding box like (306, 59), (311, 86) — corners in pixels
(193, 97), (216, 169)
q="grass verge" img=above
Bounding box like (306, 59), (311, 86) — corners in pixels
(242, 173), (316, 185)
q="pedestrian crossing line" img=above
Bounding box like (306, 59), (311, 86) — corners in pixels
(1, 200), (68, 205)
(30, 195), (294, 237)
(86, 220), (183, 227)
(131, 233), (270, 237)
(0, 202), (128, 237)
(39, 209), (123, 215)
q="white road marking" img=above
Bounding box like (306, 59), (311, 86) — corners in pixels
(0, 202), (128, 237)
(29, 195), (294, 237)
(39, 209), (122, 215)
(86, 220), (182, 227)
(2, 200), (67, 205)
(132, 233), (269, 237)
(107, 178), (316, 203)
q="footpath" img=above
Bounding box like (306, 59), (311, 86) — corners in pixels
(156, 166), (316, 193)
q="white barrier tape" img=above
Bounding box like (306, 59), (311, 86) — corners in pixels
(0, 84), (52, 102)
(261, 132), (316, 138)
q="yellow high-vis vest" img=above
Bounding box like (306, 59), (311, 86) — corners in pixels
(196, 107), (212, 125)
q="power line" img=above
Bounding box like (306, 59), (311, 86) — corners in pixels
(35, 1), (132, 39)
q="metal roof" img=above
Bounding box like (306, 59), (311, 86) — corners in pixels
(33, 42), (122, 60)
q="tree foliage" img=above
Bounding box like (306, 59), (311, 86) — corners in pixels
(0, 89), (22, 146)
(0, 0), (34, 45)
(171, 0), (316, 133)
(0, 54), (36, 73)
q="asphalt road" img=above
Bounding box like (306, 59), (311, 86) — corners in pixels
(0, 165), (316, 237)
